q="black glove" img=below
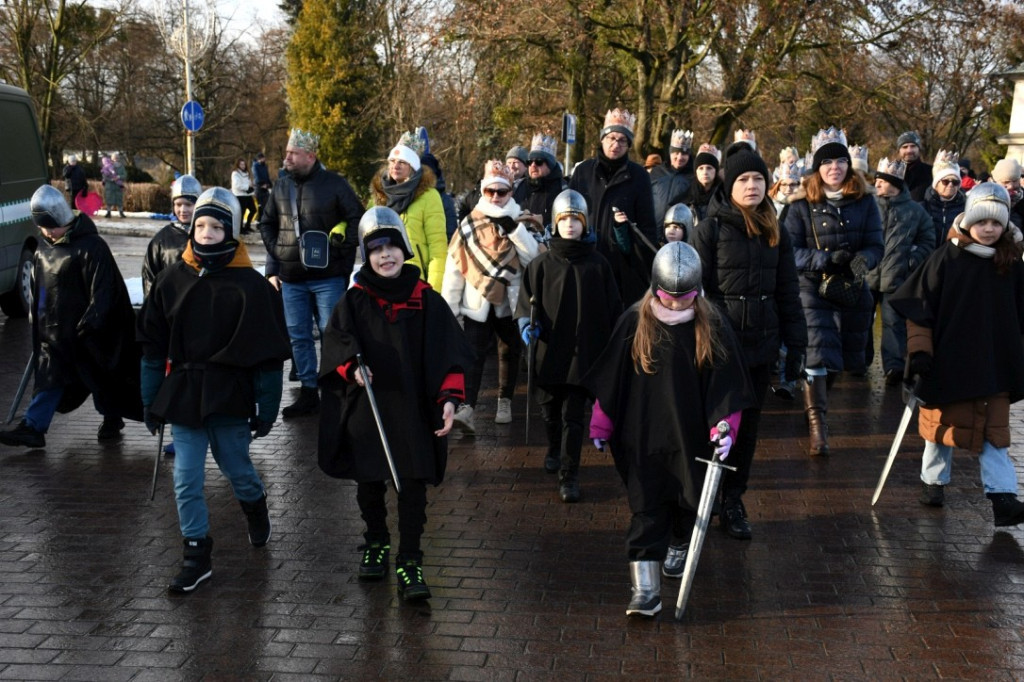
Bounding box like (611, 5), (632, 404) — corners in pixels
(849, 254), (870, 277)
(909, 351), (933, 378)
(250, 418), (273, 438)
(784, 350), (805, 383)
(329, 231), (345, 248)
(143, 407), (163, 436)
(823, 249), (852, 274)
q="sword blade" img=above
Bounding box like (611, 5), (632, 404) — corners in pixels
(357, 354), (402, 494)
(675, 456), (735, 619)
(149, 425), (164, 501)
(871, 392), (921, 506)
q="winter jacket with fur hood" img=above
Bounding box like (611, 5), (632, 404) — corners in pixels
(371, 166), (448, 290)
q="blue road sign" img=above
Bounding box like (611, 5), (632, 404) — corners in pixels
(181, 100), (205, 132)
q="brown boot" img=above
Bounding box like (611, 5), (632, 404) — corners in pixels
(802, 376), (829, 456)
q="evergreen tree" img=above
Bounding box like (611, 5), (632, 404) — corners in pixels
(286, 0), (381, 193)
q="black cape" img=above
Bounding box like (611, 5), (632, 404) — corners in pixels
(32, 213), (142, 420)
(317, 269), (474, 485)
(581, 302), (755, 510)
(137, 257), (291, 427)
(141, 222), (188, 298)
(888, 240), (1024, 405)
(515, 238), (623, 388)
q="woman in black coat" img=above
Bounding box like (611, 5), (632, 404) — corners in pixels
(691, 143), (807, 542)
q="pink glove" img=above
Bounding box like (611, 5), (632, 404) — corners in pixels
(709, 421), (734, 460)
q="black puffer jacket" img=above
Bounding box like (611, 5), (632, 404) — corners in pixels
(651, 169), (692, 225)
(259, 164), (364, 282)
(514, 168), (566, 230)
(866, 188), (935, 294)
(693, 195), (807, 367)
(919, 186), (965, 247)
(32, 213), (142, 419)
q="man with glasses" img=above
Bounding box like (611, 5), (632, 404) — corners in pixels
(568, 108), (658, 303)
(896, 130), (933, 201)
(651, 129), (694, 225)
(514, 133), (567, 233)
(921, 150), (967, 247)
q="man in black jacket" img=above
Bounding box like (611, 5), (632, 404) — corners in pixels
(897, 131), (933, 202)
(259, 128), (365, 417)
(62, 154), (87, 205)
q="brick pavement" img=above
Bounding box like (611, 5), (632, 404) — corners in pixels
(1, 309), (1023, 680)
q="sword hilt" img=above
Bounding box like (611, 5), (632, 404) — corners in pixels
(695, 456), (737, 472)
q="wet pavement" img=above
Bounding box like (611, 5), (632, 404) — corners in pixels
(1, 234), (1023, 679)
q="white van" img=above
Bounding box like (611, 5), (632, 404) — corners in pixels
(0, 83), (47, 317)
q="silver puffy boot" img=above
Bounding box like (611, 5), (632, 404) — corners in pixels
(626, 561), (662, 617)
(662, 543), (689, 579)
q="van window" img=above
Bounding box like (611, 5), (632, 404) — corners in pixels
(0, 100), (47, 185)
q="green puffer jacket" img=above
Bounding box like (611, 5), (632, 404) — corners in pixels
(370, 167), (448, 290)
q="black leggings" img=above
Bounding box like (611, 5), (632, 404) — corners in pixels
(235, 194), (257, 231)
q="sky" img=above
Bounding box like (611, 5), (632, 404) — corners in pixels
(135, 0), (285, 42)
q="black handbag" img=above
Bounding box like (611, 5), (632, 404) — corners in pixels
(809, 217), (863, 308)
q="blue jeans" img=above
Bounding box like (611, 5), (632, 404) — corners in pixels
(172, 415), (264, 539)
(280, 277), (346, 387)
(879, 293), (906, 374)
(921, 440), (1019, 494)
(24, 387), (113, 432)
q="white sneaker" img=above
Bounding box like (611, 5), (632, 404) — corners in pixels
(453, 404), (475, 435)
(494, 398), (512, 424)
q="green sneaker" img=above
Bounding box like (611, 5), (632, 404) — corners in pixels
(358, 542), (389, 580)
(396, 557), (431, 601)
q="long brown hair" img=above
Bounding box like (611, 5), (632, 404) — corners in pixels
(804, 168), (866, 204)
(734, 196), (780, 247)
(631, 292), (727, 374)
(958, 224), (1024, 274)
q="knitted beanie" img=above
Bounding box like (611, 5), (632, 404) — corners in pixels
(991, 158), (1022, 184)
(722, 142), (770, 198)
(961, 182), (1010, 230)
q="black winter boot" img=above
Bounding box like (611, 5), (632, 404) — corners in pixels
(239, 494), (271, 547)
(282, 387), (320, 418)
(558, 468), (580, 503)
(721, 496), (752, 539)
(0, 420), (45, 448)
(97, 417), (124, 441)
(920, 483), (945, 507)
(169, 537), (213, 593)
(358, 541), (390, 580)
(543, 419), (561, 473)
(989, 493), (1024, 527)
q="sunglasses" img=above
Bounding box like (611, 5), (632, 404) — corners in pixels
(940, 178), (961, 187)
(483, 187), (510, 198)
(528, 159), (547, 167)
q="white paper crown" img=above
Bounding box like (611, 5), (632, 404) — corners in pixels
(671, 129), (693, 151)
(697, 143), (721, 161)
(603, 108), (636, 133)
(482, 159), (514, 187)
(778, 146), (799, 163)
(288, 128), (320, 153)
(530, 132), (558, 157)
(876, 157), (906, 179)
(810, 127), (848, 154)
(933, 149), (959, 169)
(733, 129), (757, 150)
(848, 144), (869, 169)
(777, 161), (802, 182)
(396, 129), (426, 157)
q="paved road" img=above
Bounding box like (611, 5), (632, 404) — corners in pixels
(0, 235), (1022, 678)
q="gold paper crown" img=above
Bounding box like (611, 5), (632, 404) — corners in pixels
(810, 127), (847, 154)
(530, 132), (558, 157)
(876, 157), (906, 179)
(697, 143), (721, 161)
(848, 144), (869, 172)
(933, 149), (959, 169)
(777, 161), (802, 182)
(670, 129), (693, 151)
(396, 129), (426, 157)
(602, 108), (636, 133)
(288, 128), (320, 153)
(779, 146), (799, 163)
(482, 159), (514, 186)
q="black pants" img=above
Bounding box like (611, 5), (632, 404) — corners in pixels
(721, 363), (771, 500)
(625, 463), (697, 561)
(236, 194), (257, 231)
(356, 479), (427, 559)
(462, 310), (521, 406)
(255, 186), (270, 224)
(538, 385), (588, 473)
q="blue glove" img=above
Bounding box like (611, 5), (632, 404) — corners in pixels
(521, 323), (541, 346)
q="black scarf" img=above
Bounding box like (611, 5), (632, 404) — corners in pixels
(357, 262), (423, 302)
(547, 236), (594, 261)
(597, 149), (628, 180)
(380, 170), (422, 215)
(191, 239), (238, 274)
